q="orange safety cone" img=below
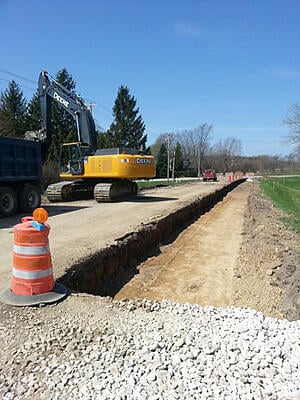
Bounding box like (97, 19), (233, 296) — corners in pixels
(0, 208), (67, 306)
(228, 175), (232, 182)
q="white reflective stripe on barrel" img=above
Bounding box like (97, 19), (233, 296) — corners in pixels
(12, 267), (53, 280)
(13, 244), (50, 255)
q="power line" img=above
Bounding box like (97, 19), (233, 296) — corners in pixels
(97, 103), (112, 114)
(0, 68), (113, 116)
(83, 96), (112, 115)
(0, 77), (36, 92)
(0, 77), (11, 83)
(0, 68), (37, 84)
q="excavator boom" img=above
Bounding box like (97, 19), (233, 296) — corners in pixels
(38, 71), (98, 151)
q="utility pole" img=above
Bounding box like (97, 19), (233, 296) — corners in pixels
(197, 147), (201, 178)
(88, 102), (98, 115)
(172, 150), (175, 181)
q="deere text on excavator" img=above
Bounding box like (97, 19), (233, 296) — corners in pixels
(30, 71), (156, 202)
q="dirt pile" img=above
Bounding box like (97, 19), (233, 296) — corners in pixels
(233, 181), (300, 320)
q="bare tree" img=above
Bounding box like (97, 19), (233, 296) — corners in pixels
(178, 124), (213, 176)
(151, 132), (175, 160)
(151, 130), (299, 175)
(194, 124), (213, 176)
(238, 154), (297, 173)
(211, 137), (242, 172)
(284, 103), (300, 157)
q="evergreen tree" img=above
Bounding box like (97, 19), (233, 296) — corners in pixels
(46, 68), (77, 162)
(97, 130), (110, 148)
(0, 80), (27, 137)
(26, 91), (51, 162)
(108, 86), (147, 149)
(25, 91), (41, 131)
(156, 143), (168, 178)
(174, 142), (183, 175)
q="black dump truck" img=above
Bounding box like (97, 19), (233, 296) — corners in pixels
(0, 136), (42, 217)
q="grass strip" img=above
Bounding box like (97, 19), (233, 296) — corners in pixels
(259, 176), (300, 232)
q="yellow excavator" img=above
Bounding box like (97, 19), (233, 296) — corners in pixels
(29, 71), (155, 202)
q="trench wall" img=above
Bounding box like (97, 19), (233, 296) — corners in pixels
(58, 179), (246, 296)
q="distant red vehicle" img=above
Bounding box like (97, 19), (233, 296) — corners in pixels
(202, 169), (217, 182)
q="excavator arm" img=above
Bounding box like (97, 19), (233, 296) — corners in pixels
(37, 71), (98, 152)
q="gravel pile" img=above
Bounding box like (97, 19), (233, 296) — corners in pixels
(0, 296), (300, 400)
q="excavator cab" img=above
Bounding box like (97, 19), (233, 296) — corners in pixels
(59, 143), (92, 176)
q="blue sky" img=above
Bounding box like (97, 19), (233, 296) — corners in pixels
(1, 0), (299, 156)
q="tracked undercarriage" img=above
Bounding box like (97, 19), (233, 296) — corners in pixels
(46, 180), (138, 203)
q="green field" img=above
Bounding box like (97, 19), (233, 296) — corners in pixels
(259, 176), (300, 232)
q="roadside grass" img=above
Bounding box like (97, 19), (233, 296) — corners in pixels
(137, 179), (199, 189)
(259, 176), (300, 233)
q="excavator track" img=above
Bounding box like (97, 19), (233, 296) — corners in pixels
(46, 180), (138, 203)
(94, 180), (138, 202)
(46, 182), (72, 202)
(46, 181), (94, 202)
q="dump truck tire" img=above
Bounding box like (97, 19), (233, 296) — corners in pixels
(0, 186), (18, 217)
(19, 184), (41, 213)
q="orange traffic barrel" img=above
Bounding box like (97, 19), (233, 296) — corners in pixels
(0, 208), (67, 306)
(12, 215), (53, 295)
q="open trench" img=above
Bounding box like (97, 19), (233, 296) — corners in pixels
(58, 179), (247, 299)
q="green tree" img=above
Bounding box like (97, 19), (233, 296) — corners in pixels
(25, 91), (41, 132)
(174, 142), (183, 175)
(26, 91), (57, 164)
(47, 68), (77, 162)
(97, 129), (110, 148)
(26, 91), (50, 161)
(156, 143), (168, 178)
(151, 132), (173, 161)
(0, 80), (27, 137)
(108, 86), (147, 149)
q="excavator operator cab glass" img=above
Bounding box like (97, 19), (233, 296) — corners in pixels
(60, 143), (84, 175)
(80, 145), (93, 158)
